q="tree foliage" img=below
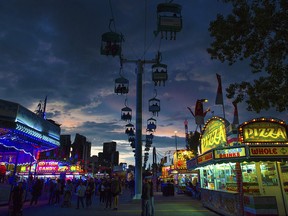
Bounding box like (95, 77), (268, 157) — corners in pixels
(207, 0), (288, 113)
(186, 131), (200, 156)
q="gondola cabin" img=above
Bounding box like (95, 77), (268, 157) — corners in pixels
(146, 118), (157, 132)
(146, 134), (153, 146)
(101, 31), (123, 56)
(146, 133), (154, 140)
(121, 106), (132, 122)
(149, 97), (160, 116)
(130, 141), (135, 148)
(115, 77), (129, 95)
(145, 141), (152, 147)
(125, 123), (135, 136)
(128, 136), (135, 146)
(157, 3), (182, 40)
(152, 63), (168, 86)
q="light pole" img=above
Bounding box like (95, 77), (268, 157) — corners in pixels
(174, 130), (178, 170)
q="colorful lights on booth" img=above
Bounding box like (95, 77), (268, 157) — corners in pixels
(19, 160), (83, 174)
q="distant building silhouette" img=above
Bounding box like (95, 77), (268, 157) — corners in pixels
(98, 141), (119, 167)
(71, 133), (91, 170)
(60, 134), (72, 160)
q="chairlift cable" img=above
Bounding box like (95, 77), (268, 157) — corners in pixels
(143, 0), (147, 60)
(108, 0), (117, 32)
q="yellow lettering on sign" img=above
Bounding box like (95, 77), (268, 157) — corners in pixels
(244, 125), (287, 142)
(202, 124), (226, 153)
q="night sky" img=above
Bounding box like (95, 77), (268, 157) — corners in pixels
(0, 0), (286, 166)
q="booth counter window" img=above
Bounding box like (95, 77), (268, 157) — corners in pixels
(260, 162), (278, 186)
(280, 162), (288, 193)
(200, 162), (261, 194)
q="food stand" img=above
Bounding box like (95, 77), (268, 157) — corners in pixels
(187, 116), (288, 216)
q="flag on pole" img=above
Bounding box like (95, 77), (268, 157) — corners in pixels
(215, 73), (224, 105)
(232, 101), (239, 125)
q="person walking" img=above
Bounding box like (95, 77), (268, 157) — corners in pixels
(30, 178), (43, 206)
(129, 178), (135, 198)
(75, 180), (86, 209)
(85, 178), (95, 208)
(54, 179), (62, 205)
(10, 181), (25, 216)
(48, 179), (56, 205)
(99, 179), (106, 204)
(141, 177), (151, 216)
(104, 178), (112, 209)
(111, 176), (121, 210)
(61, 179), (73, 207)
(149, 178), (154, 216)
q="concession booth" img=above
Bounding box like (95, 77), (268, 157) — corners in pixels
(187, 116), (288, 216)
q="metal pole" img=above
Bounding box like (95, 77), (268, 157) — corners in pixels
(222, 103), (226, 120)
(120, 56), (159, 199)
(174, 131), (178, 169)
(134, 60), (143, 199)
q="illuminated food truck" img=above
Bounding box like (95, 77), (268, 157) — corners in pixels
(187, 116), (288, 216)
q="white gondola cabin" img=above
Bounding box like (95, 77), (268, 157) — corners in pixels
(149, 97), (160, 116)
(157, 2), (182, 40)
(146, 118), (157, 132)
(152, 63), (168, 86)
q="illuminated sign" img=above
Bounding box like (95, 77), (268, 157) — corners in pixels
(19, 161), (83, 174)
(161, 166), (170, 177)
(214, 147), (246, 159)
(37, 161), (58, 172)
(241, 121), (287, 143)
(70, 165), (82, 172)
(197, 152), (213, 164)
(173, 150), (194, 169)
(201, 118), (227, 153)
(249, 146), (288, 157)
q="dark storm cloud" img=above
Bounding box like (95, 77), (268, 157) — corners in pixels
(0, 0), (287, 166)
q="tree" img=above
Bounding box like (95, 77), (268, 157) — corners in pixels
(186, 131), (200, 156)
(207, 0), (288, 113)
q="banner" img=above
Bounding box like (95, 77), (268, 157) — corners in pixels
(215, 73), (224, 105)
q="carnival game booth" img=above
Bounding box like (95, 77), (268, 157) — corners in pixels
(172, 149), (198, 193)
(186, 116), (288, 216)
(0, 99), (60, 181)
(160, 150), (198, 194)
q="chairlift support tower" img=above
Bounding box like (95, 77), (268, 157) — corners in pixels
(120, 54), (160, 199)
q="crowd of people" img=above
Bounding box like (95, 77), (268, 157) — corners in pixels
(9, 175), (124, 215)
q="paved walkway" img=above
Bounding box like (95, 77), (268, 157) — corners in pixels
(0, 187), (220, 216)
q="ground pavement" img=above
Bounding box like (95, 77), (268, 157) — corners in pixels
(0, 187), (221, 216)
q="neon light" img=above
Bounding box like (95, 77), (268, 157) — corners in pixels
(0, 142), (36, 164)
(15, 124), (59, 146)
